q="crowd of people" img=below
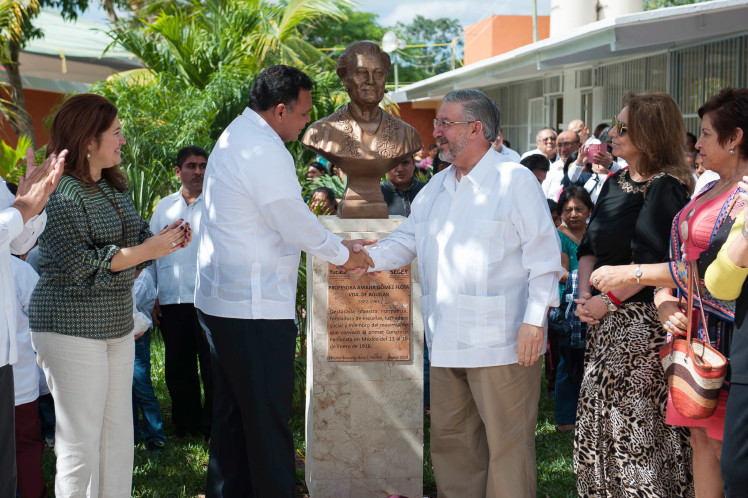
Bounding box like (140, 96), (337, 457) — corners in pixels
(1, 57), (747, 498)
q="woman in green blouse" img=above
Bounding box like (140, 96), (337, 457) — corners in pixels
(30, 94), (190, 497)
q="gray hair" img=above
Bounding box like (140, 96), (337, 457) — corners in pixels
(443, 89), (501, 143)
(535, 127), (557, 142)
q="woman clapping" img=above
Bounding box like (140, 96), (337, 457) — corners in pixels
(30, 94), (191, 497)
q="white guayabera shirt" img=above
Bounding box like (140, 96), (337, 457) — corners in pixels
(195, 108), (349, 320)
(146, 188), (203, 305)
(367, 149), (564, 368)
(0, 180), (46, 366)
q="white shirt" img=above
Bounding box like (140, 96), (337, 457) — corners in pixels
(11, 257), (40, 405)
(496, 144), (520, 163)
(195, 108), (349, 319)
(1, 180), (45, 366)
(542, 157), (566, 200)
(147, 189), (203, 305)
(693, 170), (720, 197)
(520, 147), (556, 162)
(367, 149), (564, 368)
(544, 159), (622, 202)
(134, 269), (157, 327)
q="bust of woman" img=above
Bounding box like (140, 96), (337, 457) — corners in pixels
(302, 41), (422, 218)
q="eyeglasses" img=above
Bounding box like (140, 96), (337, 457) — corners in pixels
(433, 118), (476, 130)
(557, 141), (580, 148)
(538, 137), (556, 143)
(611, 115), (628, 135)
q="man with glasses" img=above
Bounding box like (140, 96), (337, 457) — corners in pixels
(351, 89), (564, 498)
(542, 130), (582, 200)
(521, 127), (558, 163)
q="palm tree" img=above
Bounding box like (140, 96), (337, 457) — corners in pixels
(0, 0), (40, 147)
(108, 0), (350, 90)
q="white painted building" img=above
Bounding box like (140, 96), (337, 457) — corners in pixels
(392, 0), (748, 154)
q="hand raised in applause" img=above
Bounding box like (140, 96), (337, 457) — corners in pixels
(145, 219), (190, 260)
(12, 149), (67, 223)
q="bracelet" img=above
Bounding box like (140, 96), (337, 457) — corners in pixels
(742, 224), (748, 241)
(600, 292), (619, 312)
(606, 292), (622, 307)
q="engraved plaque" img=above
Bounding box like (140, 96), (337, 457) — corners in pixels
(326, 263), (411, 362)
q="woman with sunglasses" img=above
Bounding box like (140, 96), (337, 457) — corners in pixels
(573, 92), (695, 496)
(588, 88), (748, 497)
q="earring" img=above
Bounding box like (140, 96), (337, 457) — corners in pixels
(730, 147), (735, 155)
(87, 152), (91, 158)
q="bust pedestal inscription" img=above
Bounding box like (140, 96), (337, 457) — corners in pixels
(327, 264), (411, 362)
(305, 217), (423, 497)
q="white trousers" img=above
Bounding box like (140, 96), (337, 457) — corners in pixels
(32, 331), (135, 498)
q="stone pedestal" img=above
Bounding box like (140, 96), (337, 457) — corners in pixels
(306, 216), (424, 498)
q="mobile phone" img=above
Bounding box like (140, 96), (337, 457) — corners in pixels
(586, 143), (602, 164)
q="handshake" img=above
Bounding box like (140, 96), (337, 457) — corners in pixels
(340, 238), (377, 278)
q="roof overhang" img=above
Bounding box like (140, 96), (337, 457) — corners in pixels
(391, 0), (748, 103)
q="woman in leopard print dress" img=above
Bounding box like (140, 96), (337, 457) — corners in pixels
(573, 92), (695, 497)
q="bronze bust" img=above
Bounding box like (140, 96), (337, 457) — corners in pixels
(302, 41), (423, 218)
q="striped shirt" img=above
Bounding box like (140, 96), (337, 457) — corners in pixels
(29, 175), (152, 339)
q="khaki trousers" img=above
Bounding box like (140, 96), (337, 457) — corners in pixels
(430, 361), (541, 498)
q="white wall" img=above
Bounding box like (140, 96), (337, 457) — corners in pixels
(550, 0), (597, 37)
(598, 0), (643, 20)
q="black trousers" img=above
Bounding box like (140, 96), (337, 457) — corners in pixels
(197, 311), (297, 498)
(160, 303), (213, 436)
(722, 382), (748, 497)
(0, 364), (16, 497)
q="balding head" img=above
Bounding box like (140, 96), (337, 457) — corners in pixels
(556, 130), (581, 163)
(567, 119), (590, 144)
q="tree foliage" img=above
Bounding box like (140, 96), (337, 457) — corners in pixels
(644, 0), (709, 10)
(302, 5), (384, 52)
(0, 0), (42, 145)
(393, 15), (463, 76)
(94, 0), (352, 216)
(302, 8), (464, 85)
(108, 0), (348, 90)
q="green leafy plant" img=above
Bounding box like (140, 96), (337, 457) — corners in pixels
(0, 134), (32, 182)
(309, 174), (345, 198)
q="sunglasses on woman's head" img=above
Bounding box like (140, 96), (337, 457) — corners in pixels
(611, 116), (628, 135)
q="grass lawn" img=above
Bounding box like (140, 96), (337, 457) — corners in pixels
(41, 332), (576, 497)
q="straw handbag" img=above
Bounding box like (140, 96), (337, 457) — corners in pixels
(660, 260), (728, 419)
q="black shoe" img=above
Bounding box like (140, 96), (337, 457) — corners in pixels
(146, 440), (165, 453)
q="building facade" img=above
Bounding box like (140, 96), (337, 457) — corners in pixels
(394, 0), (748, 155)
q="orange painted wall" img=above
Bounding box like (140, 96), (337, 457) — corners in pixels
(0, 88), (64, 147)
(464, 15), (550, 66)
(396, 102), (437, 153)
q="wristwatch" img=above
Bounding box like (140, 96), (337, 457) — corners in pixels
(634, 264), (643, 285)
(600, 293), (619, 312)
